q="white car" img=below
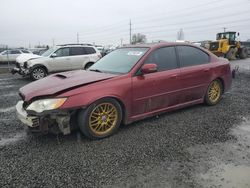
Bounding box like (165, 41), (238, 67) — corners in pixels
(0, 49), (32, 63)
(12, 44), (102, 80)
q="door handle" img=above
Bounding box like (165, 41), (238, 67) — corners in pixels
(170, 74), (178, 79)
(204, 68), (210, 72)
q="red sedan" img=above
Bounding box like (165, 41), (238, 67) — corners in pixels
(16, 43), (232, 139)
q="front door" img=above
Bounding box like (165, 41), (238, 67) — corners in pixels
(49, 47), (70, 72)
(132, 46), (181, 116)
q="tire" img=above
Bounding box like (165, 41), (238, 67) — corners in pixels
(30, 67), (47, 80)
(205, 79), (223, 106)
(239, 47), (248, 59)
(225, 48), (235, 60)
(77, 98), (122, 139)
(84, 62), (94, 70)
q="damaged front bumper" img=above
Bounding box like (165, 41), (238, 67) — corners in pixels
(16, 101), (75, 135)
(11, 67), (30, 76)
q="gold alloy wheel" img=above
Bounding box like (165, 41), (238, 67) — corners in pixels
(89, 103), (118, 136)
(208, 80), (221, 103)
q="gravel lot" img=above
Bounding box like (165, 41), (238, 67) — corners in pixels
(0, 59), (250, 188)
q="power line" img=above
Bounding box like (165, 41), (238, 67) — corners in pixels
(132, 0), (249, 25)
(134, 18), (250, 35)
(131, 0), (225, 21)
(133, 10), (250, 31)
(77, 0), (247, 37)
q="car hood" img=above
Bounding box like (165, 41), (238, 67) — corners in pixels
(20, 70), (117, 101)
(16, 54), (42, 64)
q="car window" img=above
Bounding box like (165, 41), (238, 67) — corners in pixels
(21, 50), (30, 53)
(84, 47), (96, 54)
(54, 48), (70, 57)
(144, 47), (178, 71)
(10, 50), (21, 54)
(177, 46), (210, 67)
(70, 47), (85, 56)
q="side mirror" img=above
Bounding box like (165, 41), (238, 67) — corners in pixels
(141, 63), (157, 74)
(51, 53), (57, 58)
(237, 32), (240, 36)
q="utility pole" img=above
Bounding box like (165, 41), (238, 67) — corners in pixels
(129, 19), (132, 44)
(77, 33), (79, 44)
(223, 27), (227, 33)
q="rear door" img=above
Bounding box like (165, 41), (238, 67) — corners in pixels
(84, 47), (100, 63)
(49, 47), (70, 72)
(176, 45), (212, 103)
(132, 46), (181, 116)
(70, 47), (89, 70)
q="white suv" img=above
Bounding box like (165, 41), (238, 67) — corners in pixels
(12, 44), (101, 80)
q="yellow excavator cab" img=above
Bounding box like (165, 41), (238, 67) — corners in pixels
(209, 31), (248, 60)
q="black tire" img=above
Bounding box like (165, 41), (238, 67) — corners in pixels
(84, 62), (94, 70)
(77, 98), (122, 139)
(225, 48), (235, 60)
(239, 47), (248, 59)
(205, 79), (223, 106)
(30, 67), (47, 80)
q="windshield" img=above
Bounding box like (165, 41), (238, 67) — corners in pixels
(41, 47), (57, 57)
(216, 33), (236, 41)
(89, 47), (148, 74)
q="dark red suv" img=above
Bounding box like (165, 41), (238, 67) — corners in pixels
(16, 43), (232, 139)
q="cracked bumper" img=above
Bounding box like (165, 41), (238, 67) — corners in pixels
(11, 67), (30, 75)
(16, 101), (39, 127)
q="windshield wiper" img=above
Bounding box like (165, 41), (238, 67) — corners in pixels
(89, 69), (102, 73)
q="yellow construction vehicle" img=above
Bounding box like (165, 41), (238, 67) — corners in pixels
(208, 31), (248, 60)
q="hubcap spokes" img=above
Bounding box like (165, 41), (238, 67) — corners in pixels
(208, 81), (221, 103)
(33, 69), (44, 79)
(89, 103), (118, 135)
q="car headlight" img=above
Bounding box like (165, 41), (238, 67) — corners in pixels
(26, 98), (67, 113)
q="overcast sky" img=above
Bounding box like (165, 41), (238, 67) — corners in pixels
(0, 0), (250, 48)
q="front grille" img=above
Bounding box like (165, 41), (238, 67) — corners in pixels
(209, 42), (219, 51)
(32, 118), (39, 127)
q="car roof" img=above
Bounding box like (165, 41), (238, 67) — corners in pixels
(57, 44), (94, 47)
(121, 42), (199, 49)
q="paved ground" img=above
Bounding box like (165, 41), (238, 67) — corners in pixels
(0, 59), (250, 188)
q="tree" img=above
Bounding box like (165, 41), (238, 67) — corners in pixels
(132, 33), (147, 44)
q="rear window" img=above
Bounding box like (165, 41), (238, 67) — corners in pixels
(177, 46), (210, 67)
(70, 47), (85, 56)
(84, 47), (96, 54)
